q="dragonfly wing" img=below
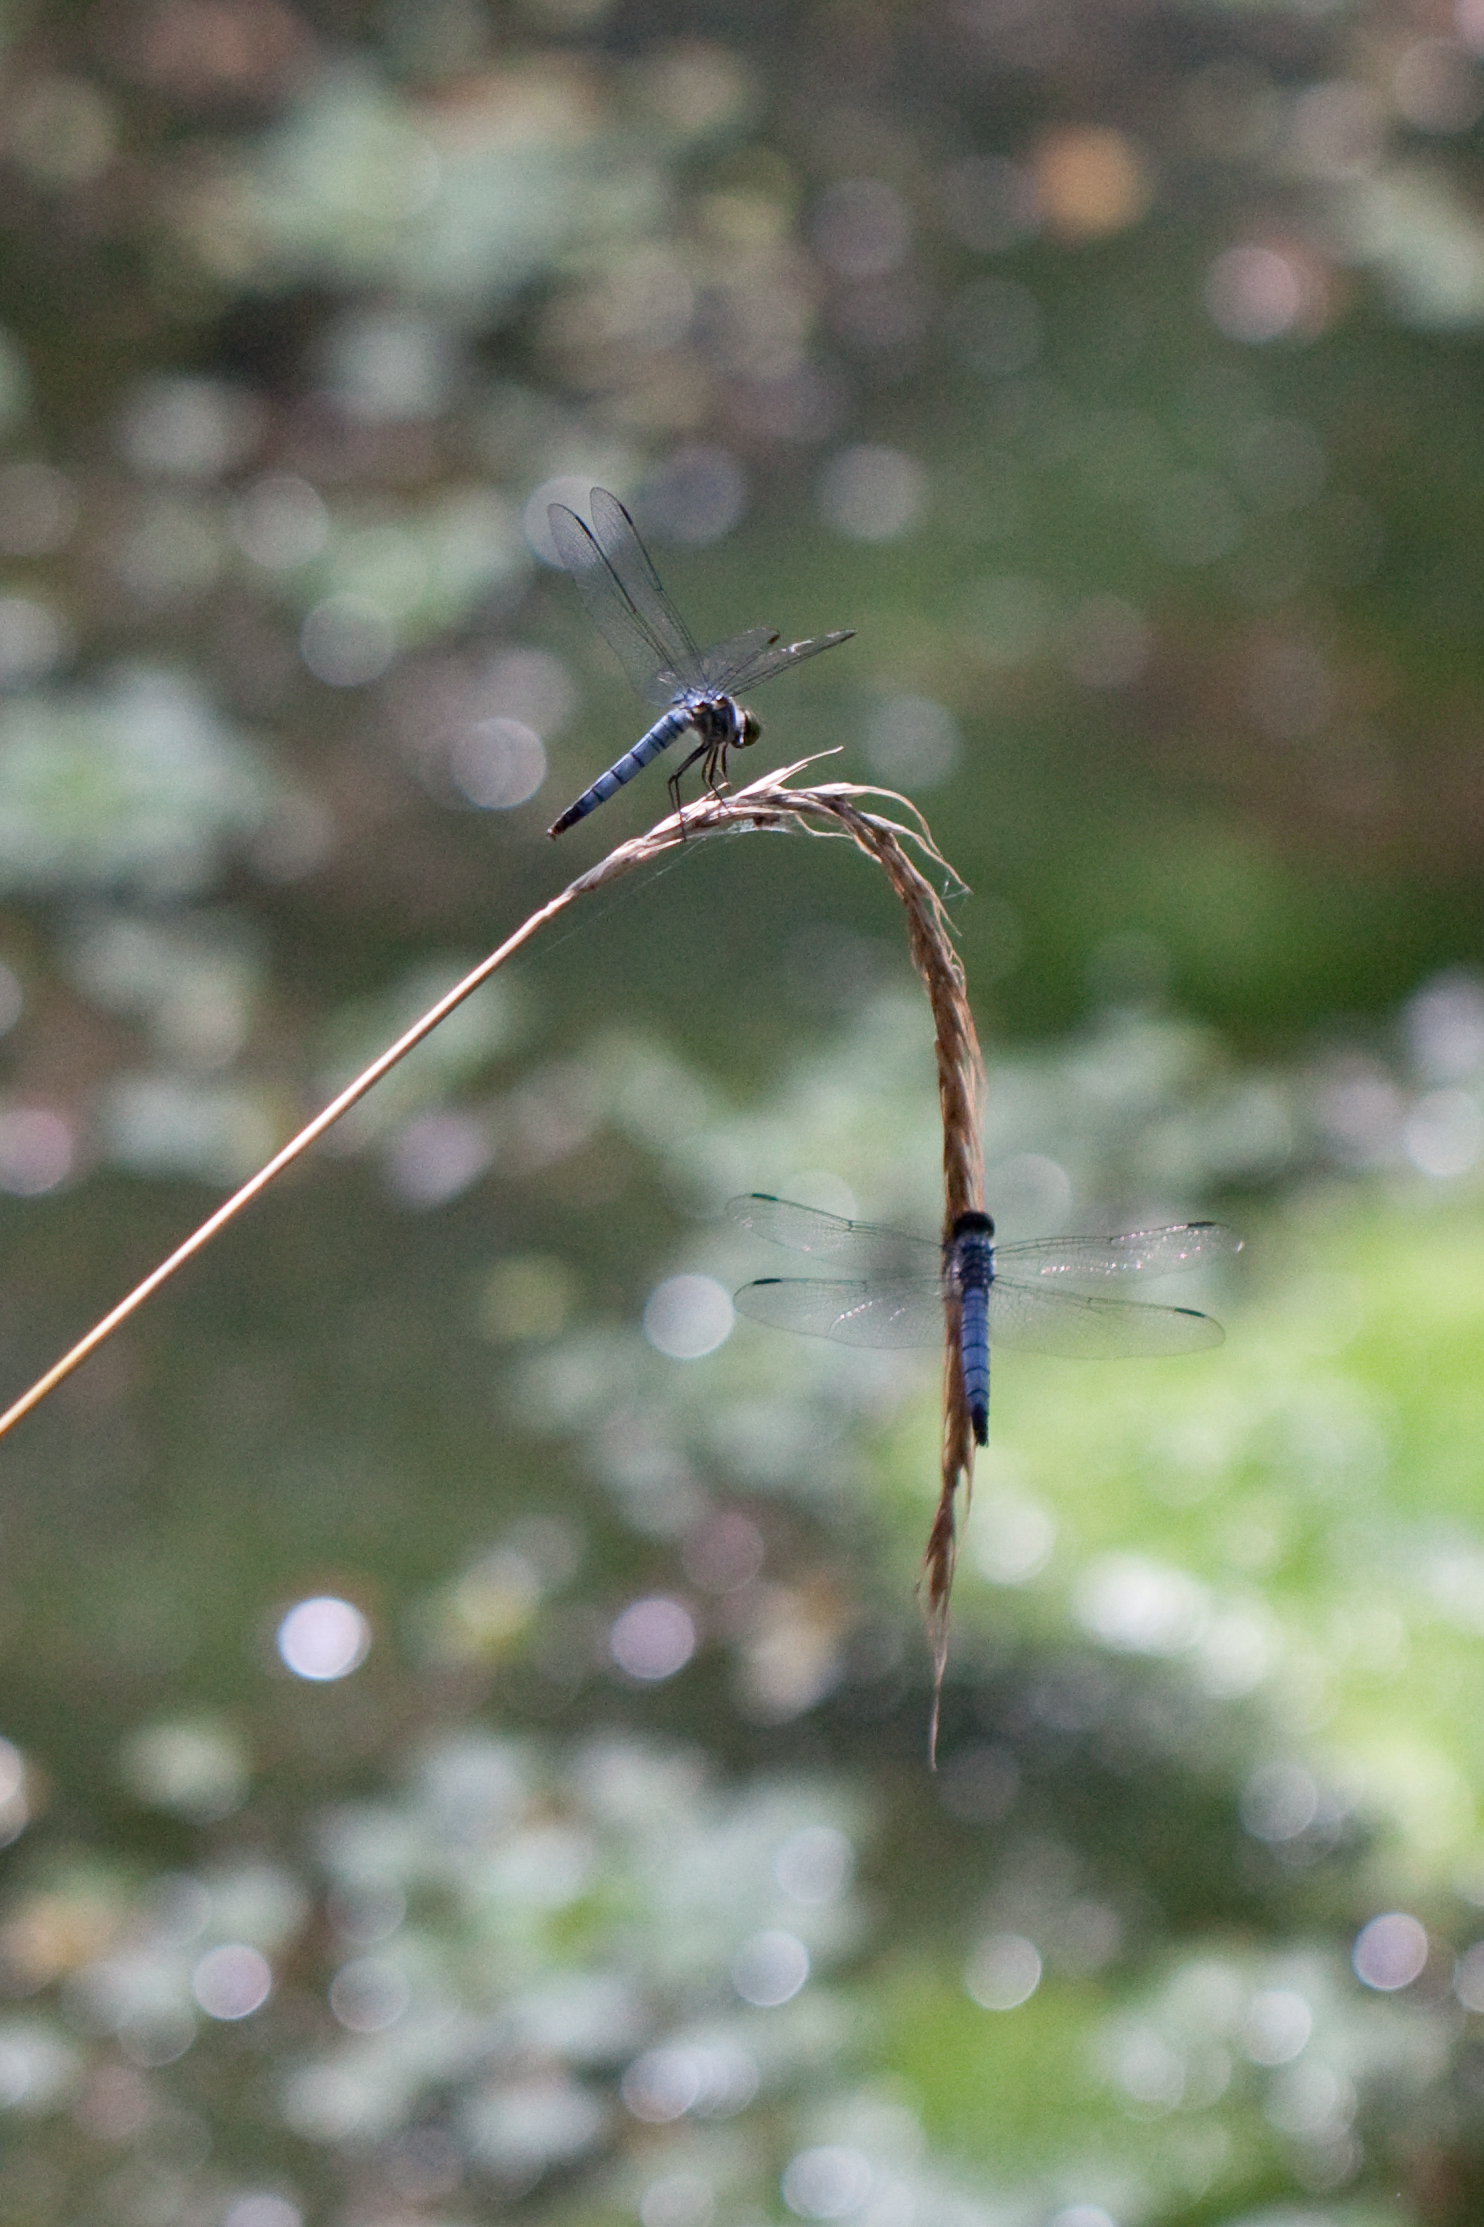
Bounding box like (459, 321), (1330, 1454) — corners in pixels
(995, 1223), (1241, 1288)
(586, 489), (705, 693)
(547, 502), (679, 704)
(708, 630), (856, 694)
(695, 628), (779, 692)
(989, 1279), (1224, 1359)
(734, 1276), (947, 1348)
(726, 1194), (939, 1278)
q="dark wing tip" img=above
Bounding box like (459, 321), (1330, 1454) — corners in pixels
(1188, 1221), (1244, 1252)
(1175, 1305), (1225, 1346)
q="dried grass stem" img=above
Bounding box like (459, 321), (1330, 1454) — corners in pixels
(0, 759), (985, 1740)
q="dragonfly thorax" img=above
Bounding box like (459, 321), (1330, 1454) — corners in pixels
(688, 695), (756, 751)
(946, 1210), (995, 1296)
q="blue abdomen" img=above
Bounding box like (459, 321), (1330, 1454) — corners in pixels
(949, 1214), (994, 1447)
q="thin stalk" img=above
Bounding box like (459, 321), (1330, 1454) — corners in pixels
(0, 760), (984, 1741)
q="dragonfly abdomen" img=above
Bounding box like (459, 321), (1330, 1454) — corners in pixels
(546, 704), (696, 837)
(948, 1214), (994, 1447)
(958, 1284), (990, 1445)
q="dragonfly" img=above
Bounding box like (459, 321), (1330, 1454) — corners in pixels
(545, 488), (853, 837)
(727, 1196), (1241, 1446)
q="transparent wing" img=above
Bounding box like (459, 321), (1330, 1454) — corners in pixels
(686, 628), (777, 694)
(733, 1276), (948, 1348)
(726, 1194), (940, 1280)
(587, 488), (706, 697)
(701, 629), (855, 694)
(999, 1222), (1242, 1282)
(548, 492), (703, 706)
(995, 1223), (1240, 1286)
(989, 1279), (1224, 1359)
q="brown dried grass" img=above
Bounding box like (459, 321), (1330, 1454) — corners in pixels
(0, 758), (984, 1744)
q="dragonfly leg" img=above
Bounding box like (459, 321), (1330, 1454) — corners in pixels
(702, 739), (731, 805)
(667, 738), (710, 829)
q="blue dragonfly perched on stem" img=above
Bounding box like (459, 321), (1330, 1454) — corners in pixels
(545, 488), (853, 837)
(727, 1196), (1241, 1445)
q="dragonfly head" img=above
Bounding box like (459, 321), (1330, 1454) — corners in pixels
(737, 706), (761, 749)
(951, 1210), (994, 1239)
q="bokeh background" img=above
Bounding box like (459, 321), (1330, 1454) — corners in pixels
(1, 2), (1484, 2224)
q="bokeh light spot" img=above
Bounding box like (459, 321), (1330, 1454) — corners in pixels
(0, 1107), (72, 1195)
(384, 1110), (493, 1207)
(1404, 1088), (1483, 1177)
(0, 597), (69, 688)
(818, 444), (926, 541)
(1353, 1911), (1429, 1990)
(1241, 1761), (1319, 1843)
(276, 1597), (370, 1682)
(300, 595), (396, 686)
(1245, 1987), (1313, 2064)
(643, 447), (746, 544)
(681, 1509), (765, 1592)
(609, 1596), (697, 1681)
(449, 717), (547, 809)
(229, 474), (329, 569)
(731, 1928), (809, 2006)
(1394, 39), (1484, 133)
(329, 1956), (411, 2033)
(8, 75), (115, 188)
(1454, 1942), (1484, 2012)
(621, 2041), (758, 2123)
(643, 1274), (734, 1359)
(861, 694), (961, 788)
(119, 374), (261, 479)
(121, 1718), (249, 1822)
(964, 1931), (1042, 2009)
(1075, 1554), (1208, 1654)
(192, 1943), (272, 2020)
(773, 1825), (853, 1903)
(1205, 244), (1312, 343)
(972, 1488), (1055, 1584)
(782, 2144), (873, 2219)
(1032, 125), (1152, 240)
(641, 2171), (716, 2227)
(223, 2200), (303, 2227)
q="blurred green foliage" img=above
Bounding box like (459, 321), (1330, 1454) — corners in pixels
(0, 3), (1481, 2225)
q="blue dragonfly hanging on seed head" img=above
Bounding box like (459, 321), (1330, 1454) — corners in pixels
(727, 1196), (1241, 1444)
(545, 488), (854, 838)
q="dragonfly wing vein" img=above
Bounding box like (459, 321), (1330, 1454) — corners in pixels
(996, 1223), (1240, 1285)
(546, 503), (685, 702)
(587, 489), (705, 688)
(734, 1277), (947, 1347)
(726, 1194), (939, 1276)
(989, 1279), (1224, 1358)
(710, 630), (856, 693)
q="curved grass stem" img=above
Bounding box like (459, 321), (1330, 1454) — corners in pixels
(0, 757), (985, 1749)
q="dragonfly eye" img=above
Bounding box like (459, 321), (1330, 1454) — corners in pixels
(740, 709), (761, 746)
